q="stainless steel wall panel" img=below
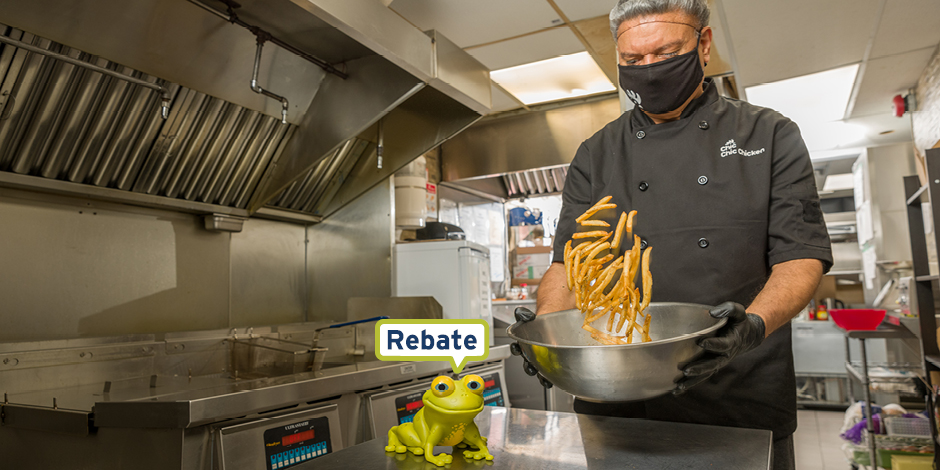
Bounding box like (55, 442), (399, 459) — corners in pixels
(0, 188), (231, 341)
(230, 218), (306, 326)
(307, 179), (393, 322)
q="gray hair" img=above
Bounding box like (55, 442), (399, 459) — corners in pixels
(609, 0), (710, 39)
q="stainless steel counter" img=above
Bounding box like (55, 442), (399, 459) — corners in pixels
(300, 406), (773, 470)
(96, 348), (509, 428)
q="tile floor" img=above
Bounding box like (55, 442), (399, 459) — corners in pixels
(795, 409), (852, 469)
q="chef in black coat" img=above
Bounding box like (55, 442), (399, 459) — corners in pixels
(526, 1), (833, 469)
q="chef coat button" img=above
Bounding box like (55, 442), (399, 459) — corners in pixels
(699, 121), (709, 130)
(640, 239), (648, 250)
(698, 238), (709, 248)
(698, 176), (708, 185)
(638, 181), (649, 191)
(636, 130), (646, 139)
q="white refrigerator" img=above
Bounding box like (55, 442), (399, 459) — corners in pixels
(393, 241), (493, 342)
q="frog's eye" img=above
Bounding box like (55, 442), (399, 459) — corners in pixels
(431, 376), (455, 397)
(462, 375), (484, 395)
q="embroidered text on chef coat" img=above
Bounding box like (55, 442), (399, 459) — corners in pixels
(720, 139), (766, 158)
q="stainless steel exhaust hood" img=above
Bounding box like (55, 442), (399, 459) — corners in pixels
(441, 94), (620, 200)
(0, 0), (488, 224)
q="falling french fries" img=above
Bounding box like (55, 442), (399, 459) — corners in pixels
(565, 197), (653, 344)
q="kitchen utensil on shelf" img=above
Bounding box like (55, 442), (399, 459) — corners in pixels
(507, 303), (726, 402)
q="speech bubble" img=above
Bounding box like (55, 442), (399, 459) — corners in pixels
(375, 319), (490, 373)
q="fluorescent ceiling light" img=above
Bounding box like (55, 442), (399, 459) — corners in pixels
(801, 121), (866, 152)
(745, 64), (859, 125)
(490, 52), (615, 105)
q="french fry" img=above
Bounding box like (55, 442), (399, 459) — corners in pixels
(575, 196), (613, 223)
(578, 233), (612, 261)
(564, 197), (653, 343)
(610, 212), (628, 251)
(580, 220), (610, 227)
(579, 242), (611, 276)
(572, 230), (609, 239)
(576, 204), (618, 223)
(640, 247), (652, 312)
(626, 210), (638, 234)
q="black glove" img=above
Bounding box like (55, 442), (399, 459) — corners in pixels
(509, 307), (553, 389)
(674, 302), (765, 395)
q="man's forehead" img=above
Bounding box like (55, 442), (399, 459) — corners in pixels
(616, 11), (698, 38)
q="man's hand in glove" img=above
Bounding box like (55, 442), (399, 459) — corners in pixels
(509, 307), (553, 389)
(674, 302), (765, 395)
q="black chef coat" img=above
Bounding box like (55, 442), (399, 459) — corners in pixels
(552, 79), (833, 438)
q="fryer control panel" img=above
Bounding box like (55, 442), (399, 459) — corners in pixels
(393, 372), (505, 425)
(263, 416), (332, 469)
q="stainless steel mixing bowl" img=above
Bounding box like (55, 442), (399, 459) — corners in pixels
(506, 302), (726, 402)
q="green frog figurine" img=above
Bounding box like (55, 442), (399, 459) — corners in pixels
(385, 374), (494, 466)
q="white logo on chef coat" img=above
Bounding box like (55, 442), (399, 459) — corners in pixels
(625, 89), (642, 106)
(720, 139), (765, 158)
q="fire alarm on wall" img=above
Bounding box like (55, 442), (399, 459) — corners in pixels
(893, 93), (916, 117)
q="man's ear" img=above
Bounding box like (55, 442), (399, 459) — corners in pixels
(700, 26), (713, 66)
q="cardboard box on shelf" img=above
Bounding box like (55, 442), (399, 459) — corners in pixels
(509, 226), (550, 250)
(514, 245), (553, 267)
(513, 265), (549, 280)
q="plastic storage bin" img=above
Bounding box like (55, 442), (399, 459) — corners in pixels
(885, 417), (932, 438)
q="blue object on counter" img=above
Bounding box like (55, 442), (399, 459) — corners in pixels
(509, 207), (543, 226)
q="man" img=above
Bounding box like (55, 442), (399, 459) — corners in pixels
(524, 1), (833, 468)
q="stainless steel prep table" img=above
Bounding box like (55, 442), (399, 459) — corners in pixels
(299, 406), (773, 470)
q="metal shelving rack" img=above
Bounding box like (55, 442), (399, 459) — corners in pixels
(844, 324), (919, 469)
(903, 147), (940, 466)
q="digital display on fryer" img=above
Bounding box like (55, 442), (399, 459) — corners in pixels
(263, 416), (331, 470)
(394, 373), (504, 425)
(281, 429), (314, 447)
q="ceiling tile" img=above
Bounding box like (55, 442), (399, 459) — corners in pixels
(851, 48), (935, 118)
(551, 0), (616, 22)
(389, 0), (561, 48)
(573, 15), (618, 83)
(721, 0), (882, 87)
(844, 112), (913, 148)
(869, 0), (940, 59)
(466, 27), (585, 71)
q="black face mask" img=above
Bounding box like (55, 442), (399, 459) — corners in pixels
(618, 47), (704, 115)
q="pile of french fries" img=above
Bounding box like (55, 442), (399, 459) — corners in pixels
(563, 196), (653, 345)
